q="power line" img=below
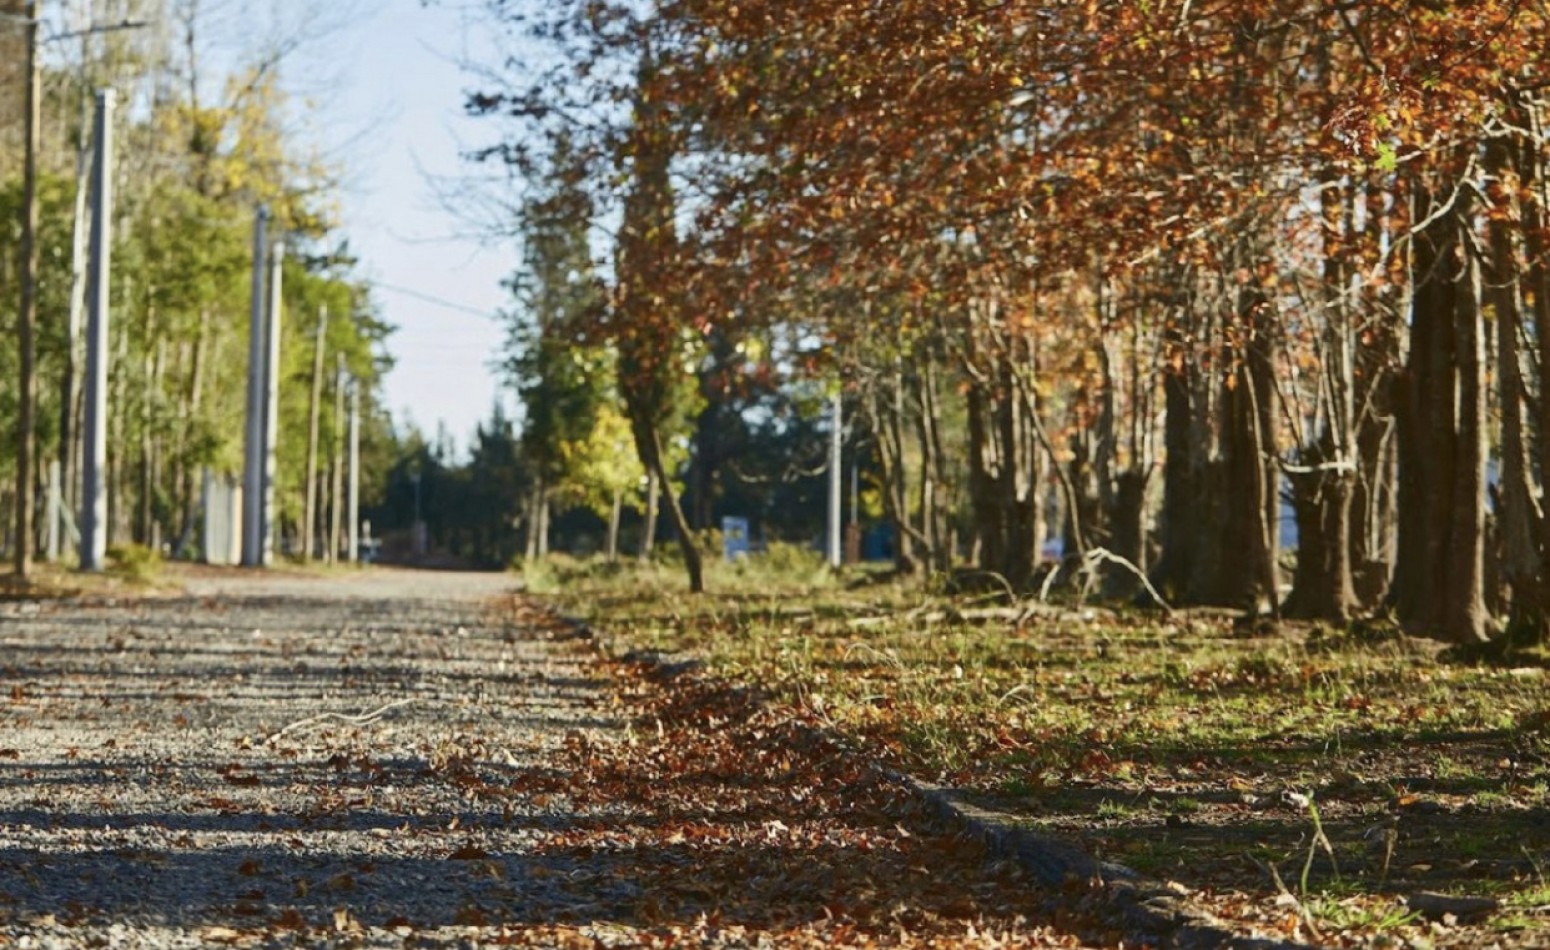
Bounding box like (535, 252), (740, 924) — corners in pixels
(374, 281), (501, 321)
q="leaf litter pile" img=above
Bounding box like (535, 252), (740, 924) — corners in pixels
(544, 561), (1550, 949)
(0, 568), (1117, 949)
(523, 655), (1122, 948)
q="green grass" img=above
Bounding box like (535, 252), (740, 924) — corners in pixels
(536, 556), (1550, 942)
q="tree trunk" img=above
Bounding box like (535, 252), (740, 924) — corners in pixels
(536, 492), (551, 559)
(1284, 443), (1357, 621)
(1218, 281), (1280, 614)
(1391, 184), (1490, 643)
(1500, 103), (1550, 643)
(639, 469), (659, 562)
(607, 487), (622, 563)
(628, 405), (703, 592)
(1445, 230), (1490, 642)
(1152, 315), (1197, 599)
(524, 475), (545, 563)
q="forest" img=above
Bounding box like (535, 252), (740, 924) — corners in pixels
(0, 0), (399, 573)
(426, 0), (1550, 646)
(8, 1), (1550, 649)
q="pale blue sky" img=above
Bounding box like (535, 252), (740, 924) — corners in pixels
(322, 1), (518, 455)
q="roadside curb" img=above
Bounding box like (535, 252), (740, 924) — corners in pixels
(582, 634), (1316, 950)
(911, 782), (1317, 950)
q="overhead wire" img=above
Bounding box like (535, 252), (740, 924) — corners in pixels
(373, 281), (501, 321)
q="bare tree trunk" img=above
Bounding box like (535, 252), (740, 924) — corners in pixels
(1392, 182), (1490, 643)
(524, 476), (545, 563)
(175, 309), (210, 555)
(607, 487), (622, 563)
(628, 406), (702, 592)
(536, 492), (550, 559)
(1446, 228), (1490, 642)
(1486, 132), (1546, 639)
(1152, 309), (1197, 599)
(1219, 277), (1280, 614)
(639, 469), (659, 562)
(1284, 174), (1359, 622)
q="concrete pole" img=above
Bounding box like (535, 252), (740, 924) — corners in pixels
(329, 352), (345, 565)
(347, 380), (360, 563)
(241, 208), (269, 567)
(827, 391), (842, 569)
(61, 95), (92, 526)
(79, 89), (115, 573)
(15, 0), (40, 579)
(302, 306), (327, 561)
(262, 241), (286, 564)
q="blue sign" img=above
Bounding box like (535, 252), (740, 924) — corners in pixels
(722, 517), (751, 562)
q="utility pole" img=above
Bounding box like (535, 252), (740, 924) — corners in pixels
(14, 0), (40, 578)
(302, 306), (327, 562)
(60, 95), (91, 548)
(827, 391), (842, 569)
(242, 207), (269, 567)
(347, 380), (360, 563)
(329, 352), (345, 565)
(79, 89), (115, 572)
(262, 241), (285, 563)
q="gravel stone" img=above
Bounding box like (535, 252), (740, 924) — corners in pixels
(0, 568), (626, 947)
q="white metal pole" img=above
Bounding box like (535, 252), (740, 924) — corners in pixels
(828, 391), (842, 568)
(79, 89), (115, 573)
(347, 380), (360, 563)
(241, 207), (269, 566)
(261, 241), (285, 564)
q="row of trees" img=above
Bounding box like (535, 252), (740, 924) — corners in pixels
(1, 0), (398, 569)
(466, 0), (1550, 645)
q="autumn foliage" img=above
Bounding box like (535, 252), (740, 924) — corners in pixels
(473, 0), (1550, 643)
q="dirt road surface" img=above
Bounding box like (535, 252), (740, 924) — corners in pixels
(0, 567), (628, 948)
(0, 567), (1107, 949)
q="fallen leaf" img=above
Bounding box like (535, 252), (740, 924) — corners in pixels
(333, 908), (363, 933)
(199, 926), (245, 943)
(272, 909), (307, 931)
(448, 843), (489, 860)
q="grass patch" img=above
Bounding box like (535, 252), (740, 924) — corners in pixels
(106, 543), (163, 585)
(537, 557), (1550, 945)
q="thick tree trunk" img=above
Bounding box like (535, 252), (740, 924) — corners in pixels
(1529, 104), (1550, 643)
(861, 360), (921, 574)
(1151, 316), (1196, 600)
(966, 363), (1004, 579)
(1445, 239), (1490, 642)
(1284, 444), (1357, 622)
(1391, 186), (1490, 643)
(1284, 172), (1359, 622)
(1218, 284), (1279, 614)
(1497, 108), (1550, 643)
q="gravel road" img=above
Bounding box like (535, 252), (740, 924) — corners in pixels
(0, 567), (628, 948)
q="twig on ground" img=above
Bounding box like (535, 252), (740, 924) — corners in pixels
(263, 698), (416, 745)
(1078, 548), (1175, 616)
(1255, 855), (1324, 943)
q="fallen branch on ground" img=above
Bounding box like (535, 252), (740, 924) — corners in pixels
(263, 698), (415, 745)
